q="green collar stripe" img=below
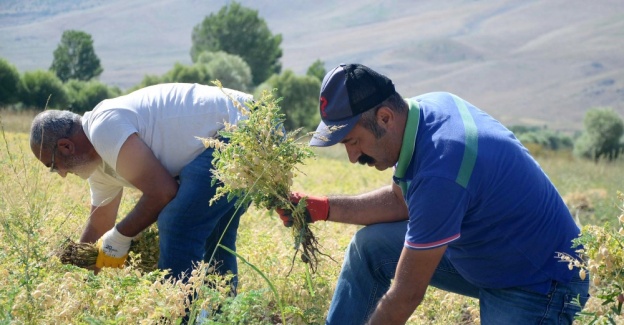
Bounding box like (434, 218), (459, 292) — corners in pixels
(394, 99), (420, 179)
(452, 95), (478, 188)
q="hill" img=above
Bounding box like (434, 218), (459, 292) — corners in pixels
(1, 0), (623, 131)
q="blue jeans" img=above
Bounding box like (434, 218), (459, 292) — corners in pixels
(326, 221), (590, 325)
(157, 148), (246, 286)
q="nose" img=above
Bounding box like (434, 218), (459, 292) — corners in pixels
(345, 145), (360, 164)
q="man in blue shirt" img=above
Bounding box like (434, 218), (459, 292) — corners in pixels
(277, 64), (589, 324)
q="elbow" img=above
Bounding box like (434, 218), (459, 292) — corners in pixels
(150, 182), (178, 207)
(161, 183), (178, 203)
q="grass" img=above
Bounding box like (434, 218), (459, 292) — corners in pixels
(1, 109), (622, 324)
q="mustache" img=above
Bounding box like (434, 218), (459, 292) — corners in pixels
(357, 154), (375, 165)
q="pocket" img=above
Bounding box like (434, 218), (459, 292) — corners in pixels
(560, 292), (590, 324)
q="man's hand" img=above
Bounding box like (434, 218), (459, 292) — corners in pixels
(95, 226), (133, 268)
(275, 192), (329, 227)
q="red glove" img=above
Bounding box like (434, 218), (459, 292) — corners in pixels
(275, 192), (329, 227)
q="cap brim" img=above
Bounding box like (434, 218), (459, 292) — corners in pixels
(309, 114), (361, 147)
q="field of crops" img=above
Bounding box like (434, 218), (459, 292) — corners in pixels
(1, 110), (622, 324)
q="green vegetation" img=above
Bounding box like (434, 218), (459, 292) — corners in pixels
(0, 58), (20, 106)
(306, 60), (327, 82)
(133, 51), (253, 93)
(256, 70), (321, 132)
(65, 79), (121, 114)
(190, 1), (283, 86)
(17, 70), (68, 110)
(574, 108), (624, 162)
(1, 110), (623, 324)
(50, 30), (102, 82)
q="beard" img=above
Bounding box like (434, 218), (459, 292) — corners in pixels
(65, 154), (99, 179)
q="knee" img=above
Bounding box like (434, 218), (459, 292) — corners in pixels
(349, 224), (398, 261)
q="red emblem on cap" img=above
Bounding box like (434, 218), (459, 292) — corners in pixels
(320, 97), (328, 118)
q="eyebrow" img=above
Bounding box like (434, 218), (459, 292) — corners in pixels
(340, 138), (351, 144)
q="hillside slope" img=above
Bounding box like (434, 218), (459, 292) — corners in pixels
(1, 0), (623, 131)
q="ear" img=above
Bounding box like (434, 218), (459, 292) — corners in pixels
(376, 107), (394, 127)
(56, 138), (75, 155)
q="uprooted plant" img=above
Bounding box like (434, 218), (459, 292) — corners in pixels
(199, 81), (329, 274)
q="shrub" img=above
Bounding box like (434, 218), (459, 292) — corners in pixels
(65, 79), (121, 114)
(0, 57), (20, 106)
(18, 70), (68, 110)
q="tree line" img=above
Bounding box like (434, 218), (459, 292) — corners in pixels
(0, 1), (622, 161)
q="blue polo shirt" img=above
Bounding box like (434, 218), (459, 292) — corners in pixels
(393, 92), (581, 293)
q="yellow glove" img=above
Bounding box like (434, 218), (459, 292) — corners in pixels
(95, 226), (133, 269)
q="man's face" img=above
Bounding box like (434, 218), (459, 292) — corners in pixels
(340, 122), (399, 171)
(63, 152), (100, 179)
(34, 145), (99, 180)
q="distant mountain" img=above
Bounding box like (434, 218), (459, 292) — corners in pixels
(1, 0), (623, 131)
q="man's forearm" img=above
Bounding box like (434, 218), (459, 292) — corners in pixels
(327, 184), (408, 225)
(366, 290), (421, 325)
(116, 191), (176, 237)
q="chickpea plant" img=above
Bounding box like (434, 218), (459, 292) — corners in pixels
(199, 81), (325, 272)
(558, 191), (624, 324)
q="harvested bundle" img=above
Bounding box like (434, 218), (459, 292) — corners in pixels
(58, 225), (160, 273)
(200, 81), (326, 273)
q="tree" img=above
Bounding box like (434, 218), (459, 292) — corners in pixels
(573, 108), (624, 162)
(18, 70), (68, 110)
(191, 1), (282, 85)
(197, 51), (252, 92)
(306, 59), (326, 82)
(0, 57), (20, 106)
(50, 30), (103, 82)
(256, 70), (321, 131)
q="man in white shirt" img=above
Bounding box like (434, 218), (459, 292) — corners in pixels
(30, 83), (250, 285)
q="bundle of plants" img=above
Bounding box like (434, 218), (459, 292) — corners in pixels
(200, 81), (327, 273)
(58, 225), (160, 273)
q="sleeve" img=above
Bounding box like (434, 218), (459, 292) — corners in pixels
(404, 176), (470, 250)
(86, 109), (138, 170)
(88, 174), (123, 207)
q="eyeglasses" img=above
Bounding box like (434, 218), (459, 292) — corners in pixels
(49, 145), (57, 173)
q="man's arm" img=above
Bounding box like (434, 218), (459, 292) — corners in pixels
(327, 182), (408, 225)
(114, 133), (179, 237)
(79, 190), (122, 243)
(366, 245), (447, 325)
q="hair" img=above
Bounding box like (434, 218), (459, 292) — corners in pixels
(357, 92), (408, 139)
(29, 110), (82, 152)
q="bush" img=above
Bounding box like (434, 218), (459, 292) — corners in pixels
(509, 125), (573, 151)
(197, 51), (252, 92)
(162, 62), (210, 85)
(65, 79), (121, 114)
(0, 57), (20, 106)
(574, 108), (624, 162)
(255, 70), (320, 132)
(18, 70), (68, 110)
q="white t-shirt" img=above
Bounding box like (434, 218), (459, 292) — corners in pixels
(82, 83), (251, 206)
